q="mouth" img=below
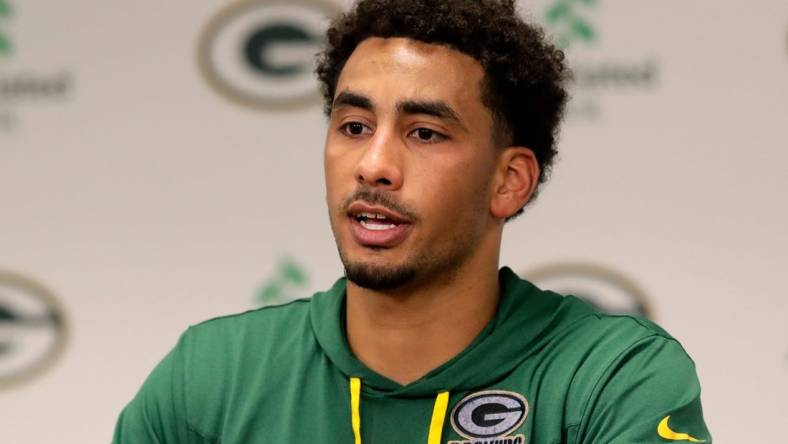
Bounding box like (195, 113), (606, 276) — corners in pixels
(356, 212), (400, 231)
(346, 202), (413, 248)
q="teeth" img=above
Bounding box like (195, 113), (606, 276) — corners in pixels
(359, 212), (387, 220)
(360, 220), (396, 231)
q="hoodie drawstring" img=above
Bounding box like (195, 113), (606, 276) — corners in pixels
(350, 377), (450, 444)
(350, 377), (362, 444)
(427, 388), (450, 444)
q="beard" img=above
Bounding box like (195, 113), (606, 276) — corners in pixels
(340, 253), (418, 290)
(334, 221), (477, 292)
(330, 186), (486, 292)
(338, 234), (478, 291)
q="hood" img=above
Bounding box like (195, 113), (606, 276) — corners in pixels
(310, 267), (593, 398)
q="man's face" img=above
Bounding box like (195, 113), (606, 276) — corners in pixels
(324, 37), (500, 291)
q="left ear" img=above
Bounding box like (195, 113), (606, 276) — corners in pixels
(490, 147), (540, 219)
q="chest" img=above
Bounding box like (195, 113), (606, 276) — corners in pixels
(211, 359), (585, 444)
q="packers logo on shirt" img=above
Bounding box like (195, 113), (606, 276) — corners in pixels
(448, 390), (528, 444)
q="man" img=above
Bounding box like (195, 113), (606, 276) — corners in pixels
(114, 0), (711, 442)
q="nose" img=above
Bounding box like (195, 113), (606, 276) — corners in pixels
(354, 128), (404, 190)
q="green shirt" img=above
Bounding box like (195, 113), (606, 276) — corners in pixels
(113, 268), (711, 443)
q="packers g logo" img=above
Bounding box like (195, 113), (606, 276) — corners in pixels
(524, 262), (652, 319)
(197, 0), (341, 110)
(0, 271), (68, 388)
(449, 390), (528, 442)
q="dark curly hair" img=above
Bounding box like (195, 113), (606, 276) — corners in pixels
(316, 0), (569, 212)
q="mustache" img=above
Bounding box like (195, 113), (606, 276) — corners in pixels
(340, 187), (418, 221)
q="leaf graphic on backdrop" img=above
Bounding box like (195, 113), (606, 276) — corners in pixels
(544, 0), (597, 49)
(0, 0), (12, 56)
(256, 257), (310, 306)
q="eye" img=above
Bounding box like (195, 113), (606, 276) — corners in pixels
(409, 127), (448, 144)
(340, 122), (371, 137)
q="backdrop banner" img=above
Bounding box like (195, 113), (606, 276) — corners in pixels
(1, 0), (786, 442)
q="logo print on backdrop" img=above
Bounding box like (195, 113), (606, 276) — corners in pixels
(0, 0), (11, 57)
(448, 390), (528, 444)
(544, 0), (597, 50)
(541, 0), (659, 121)
(0, 0), (11, 130)
(523, 262), (652, 319)
(255, 257), (310, 307)
(0, 1), (73, 133)
(0, 271), (68, 388)
(197, 0), (341, 110)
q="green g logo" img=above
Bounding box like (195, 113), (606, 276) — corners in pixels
(245, 24), (314, 77)
(198, 0), (341, 110)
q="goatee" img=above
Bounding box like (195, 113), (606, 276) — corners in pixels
(341, 255), (417, 290)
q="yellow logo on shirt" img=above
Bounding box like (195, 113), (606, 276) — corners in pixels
(657, 416), (705, 442)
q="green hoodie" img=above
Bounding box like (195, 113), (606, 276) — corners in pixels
(113, 268), (711, 443)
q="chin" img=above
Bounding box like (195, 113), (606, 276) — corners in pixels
(341, 256), (418, 291)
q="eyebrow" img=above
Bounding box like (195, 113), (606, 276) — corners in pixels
(332, 90), (467, 130)
(332, 91), (373, 113)
(397, 100), (465, 129)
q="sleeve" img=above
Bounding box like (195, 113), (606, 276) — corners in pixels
(576, 335), (712, 444)
(112, 331), (199, 444)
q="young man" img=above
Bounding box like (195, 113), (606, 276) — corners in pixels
(114, 1), (711, 442)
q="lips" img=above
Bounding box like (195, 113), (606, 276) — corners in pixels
(346, 202), (413, 248)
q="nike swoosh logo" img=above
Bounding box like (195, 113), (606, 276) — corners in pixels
(657, 416), (706, 442)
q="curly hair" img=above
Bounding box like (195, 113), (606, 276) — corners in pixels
(316, 0), (569, 212)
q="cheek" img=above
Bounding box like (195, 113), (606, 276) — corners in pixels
(451, 152), (493, 193)
(324, 143), (353, 201)
(461, 158), (497, 224)
(417, 156), (492, 223)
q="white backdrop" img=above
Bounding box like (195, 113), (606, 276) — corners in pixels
(1, 0), (786, 442)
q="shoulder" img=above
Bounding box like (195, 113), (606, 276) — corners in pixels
(503, 268), (676, 355)
(548, 301), (708, 440)
(571, 315), (710, 442)
(577, 312), (699, 389)
(176, 298), (319, 436)
(113, 298), (320, 442)
(528, 294), (700, 400)
(567, 309), (698, 388)
(551, 297), (696, 384)
(548, 295), (683, 357)
(187, 298), (312, 339)
(180, 297), (314, 366)
(504, 269), (688, 375)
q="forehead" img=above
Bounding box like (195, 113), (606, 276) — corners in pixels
(335, 37), (489, 118)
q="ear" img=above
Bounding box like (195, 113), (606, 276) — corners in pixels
(490, 147), (540, 219)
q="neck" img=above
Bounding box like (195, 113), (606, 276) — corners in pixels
(345, 242), (501, 385)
